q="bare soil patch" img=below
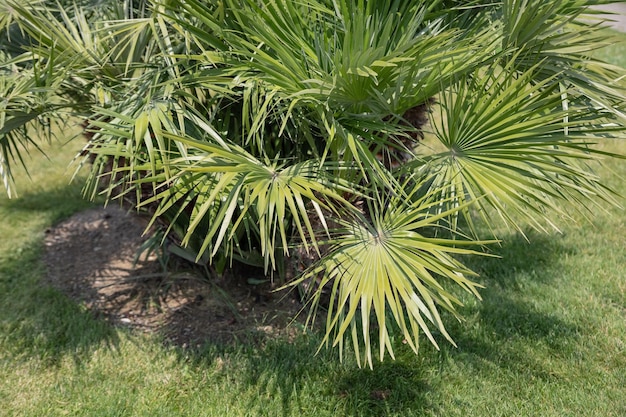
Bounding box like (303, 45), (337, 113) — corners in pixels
(41, 206), (306, 348)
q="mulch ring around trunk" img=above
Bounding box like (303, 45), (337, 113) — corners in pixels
(41, 206), (307, 348)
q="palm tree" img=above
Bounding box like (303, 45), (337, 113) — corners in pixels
(1, 0), (624, 367)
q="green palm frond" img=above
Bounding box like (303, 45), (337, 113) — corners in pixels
(496, 0), (626, 121)
(0, 53), (70, 197)
(290, 185), (491, 368)
(167, 0), (502, 197)
(410, 61), (621, 236)
(0, 0), (47, 31)
(220, 0), (497, 112)
(143, 132), (354, 272)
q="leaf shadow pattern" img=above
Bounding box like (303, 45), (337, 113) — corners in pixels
(440, 230), (582, 380)
(466, 229), (578, 288)
(332, 360), (436, 417)
(0, 241), (120, 368)
(285, 231), (581, 416)
(243, 336), (334, 416)
(158, 229), (581, 417)
(178, 334), (339, 417)
(184, 333), (436, 417)
(0, 180), (120, 367)
(2, 190), (585, 414)
(0, 179), (94, 221)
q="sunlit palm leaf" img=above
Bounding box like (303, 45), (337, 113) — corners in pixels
(144, 132), (354, 271)
(411, 62), (621, 236)
(496, 0), (626, 122)
(0, 54), (68, 197)
(290, 186), (491, 368)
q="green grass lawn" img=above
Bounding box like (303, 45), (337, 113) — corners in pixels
(2, 40), (626, 417)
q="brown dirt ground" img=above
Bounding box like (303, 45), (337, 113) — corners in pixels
(41, 206), (308, 348)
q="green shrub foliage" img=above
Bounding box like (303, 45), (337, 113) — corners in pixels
(1, 0), (624, 366)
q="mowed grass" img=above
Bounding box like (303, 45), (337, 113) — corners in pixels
(2, 38), (626, 417)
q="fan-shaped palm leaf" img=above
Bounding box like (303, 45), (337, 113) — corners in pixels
(410, 61), (621, 236)
(290, 184), (492, 368)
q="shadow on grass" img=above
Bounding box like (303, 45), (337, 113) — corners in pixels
(150, 230), (582, 416)
(0, 241), (120, 368)
(0, 198), (582, 415)
(440, 230), (582, 379)
(0, 181), (116, 367)
(184, 334), (437, 417)
(444, 295), (581, 379)
(332, 360), (436, 416)
(0, 179), (94, 221)
(465, 229), (578, 288)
